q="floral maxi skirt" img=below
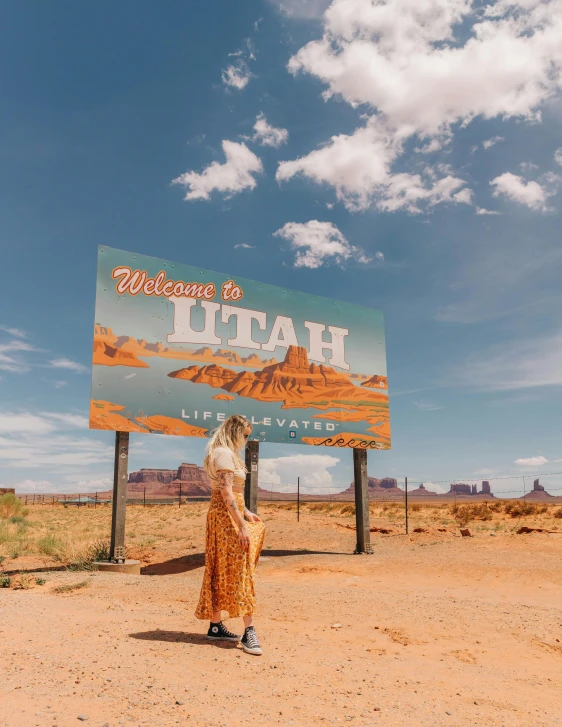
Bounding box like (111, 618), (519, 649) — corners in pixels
(195, 489), (265, 620)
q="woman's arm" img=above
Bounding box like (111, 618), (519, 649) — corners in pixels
(243, 506), (261, 523)
(217, 470), (250, 551)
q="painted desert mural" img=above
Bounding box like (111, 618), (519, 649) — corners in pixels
(90, 246), (391, 448)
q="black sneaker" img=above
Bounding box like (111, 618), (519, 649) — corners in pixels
(241, 626), (263, 655)
(206, 621), (241, 642)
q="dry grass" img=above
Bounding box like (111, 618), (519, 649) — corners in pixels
(1, 499), (560, 573)
(52, 579), (90, 594)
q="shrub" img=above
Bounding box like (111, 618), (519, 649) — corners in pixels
(451, 503), (492, 526)
(9, 515), (27, 525)
(37, 534), (64, 557)
(52, 579), (90, 594)
(411, 504), (421, 512)
(504, 501), (538, 518)
(553, 507), (562, 519)
(12, 573), (34, 590)
(0, 576), (11, 588)
(66, 539), (111, 571)
(35, 577), (46, 586)
(0, 493), (28, 519)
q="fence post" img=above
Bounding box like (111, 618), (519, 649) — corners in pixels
(179, 482), (182, 508)
(109, 431), (129, 563)
(405, 476), (409, 535)
(353, 448), (372, 554)
(297, 477), (300, 522)
(244, 440), (259, 514)
(143, 487), (146, 507)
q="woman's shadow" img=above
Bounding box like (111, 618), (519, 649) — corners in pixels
(129, 629), (239, 649)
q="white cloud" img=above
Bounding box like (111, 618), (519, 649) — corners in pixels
(276, 0), (332, 19)
(452, 329), (562, 391)
(253, 113), (289, 148)
(375, 251), (384, 262)
(54, 380), (67, 389)
(490, 172), (553, 211)
(10, 480), (53, 494)
(172, 141), (263, 201)
(291, 0), (562, 134)
(273, 220), (369, 268)
(515, 456), (549, 467)
(0, 412), (56, 435)
(0, 339), (37, 373)
(278, 0), (562, 212)
(221, 37), (256, 90)
(277, 119), (472, 212)
(41, 412), (89, 429)
(221, 64), (251, 90)
(482, 136), (505, 150)
(555, 148), (562, 166)
(475, 207), (501, 215)
(49, 358), (88, 373)
(75, 477), (112, 490)
(0, 410), (112, 475)
(0, 326), (27, 339)
(5, 477), (113, 495)
(260, 453), (341, 494)
(234, 243), (255, 250)
(412, 399), (445, 411)
(0, 431), (112, 470)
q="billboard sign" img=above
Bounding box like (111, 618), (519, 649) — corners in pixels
(90, 246), (390, 449)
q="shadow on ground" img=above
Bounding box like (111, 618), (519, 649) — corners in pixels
(129, 630), (238, 648)
(141, 549), (351, 576)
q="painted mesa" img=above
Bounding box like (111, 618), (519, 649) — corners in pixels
(90, 246), (390, 448)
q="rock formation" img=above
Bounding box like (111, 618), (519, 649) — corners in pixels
(168, 345), (388, 411)
(522, 479), (554, 499)
(408, 483), (438, 497)
(93, 340), (149, 368)
(341, 477), (404, 499)
(449, 483), (472, 495)
(361, 375), (388, 389)
(128, 469), (176, 485)
(128, 462), (211, 497)
(446, 481), (495, 497)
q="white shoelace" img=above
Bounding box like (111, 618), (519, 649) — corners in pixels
(244, 629), (260, 648)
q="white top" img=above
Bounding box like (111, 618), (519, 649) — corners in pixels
(208, 446), (246, 491)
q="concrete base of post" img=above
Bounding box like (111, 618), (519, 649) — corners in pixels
(94, 559), (141, 575)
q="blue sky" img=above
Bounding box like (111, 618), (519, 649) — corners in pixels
(1, 0), (561, 497)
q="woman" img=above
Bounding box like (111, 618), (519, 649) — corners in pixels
(195, 414), (266, 655)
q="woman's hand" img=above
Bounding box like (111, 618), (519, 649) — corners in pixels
(244, 510), (261, 523)
(238, 525), (251, 552)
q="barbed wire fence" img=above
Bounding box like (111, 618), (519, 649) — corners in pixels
(13, 472), (562, 515)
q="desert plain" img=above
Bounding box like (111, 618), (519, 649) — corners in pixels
(1, 499), (562, 727)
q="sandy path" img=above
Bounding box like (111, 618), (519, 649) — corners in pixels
(1, 509), (561, 727)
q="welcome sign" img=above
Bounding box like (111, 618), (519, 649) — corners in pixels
(89, 246), (390, 449)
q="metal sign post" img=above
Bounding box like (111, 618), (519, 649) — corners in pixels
(109, 431), (129, 563)
(297, 476), (300, 522)
(353, 448), (373, 554)
(244, 440), (259, 515)
(405, 476), (409, 534)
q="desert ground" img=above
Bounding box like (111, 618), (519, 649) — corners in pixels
(1, 499), (562, 727)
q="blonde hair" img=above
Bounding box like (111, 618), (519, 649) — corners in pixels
(203, 414), (250, 475)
